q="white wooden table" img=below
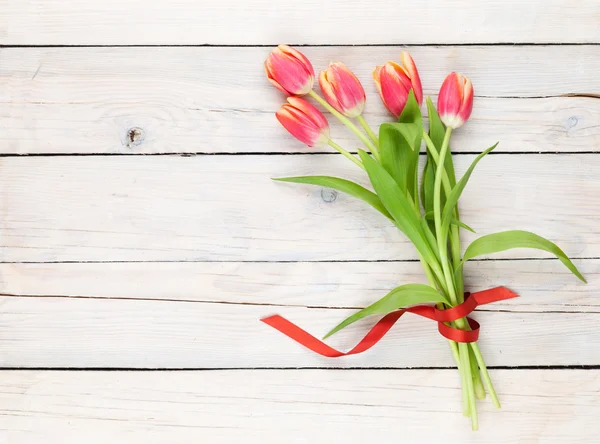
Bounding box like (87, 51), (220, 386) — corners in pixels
(1, 1), (599, 442)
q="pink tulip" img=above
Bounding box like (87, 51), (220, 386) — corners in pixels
(265, 45), (315, 96)
(373, 51), (423, 118)
(276, 97), (330, 147)
(319, 62), (366, 118)
(437, 72), (474, 129)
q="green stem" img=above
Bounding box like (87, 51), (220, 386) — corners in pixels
(470, 346), (486, 400)
(425, 129), (487, 400)
(462, 341), (478, 430)
(309, 90), (381, 162)
(357, 115), (380, 147)
(328, 140), (365, 170)
(470, 342), (501, 408)
(433, 128), (478, 429)
(418, 255), (461, 369)
(433, 127), (455, 304)
(424, 129), (493, 424)
(458, 343), (471, 416)
(423, 130), (463, 298)
(450, 227), (463, 301)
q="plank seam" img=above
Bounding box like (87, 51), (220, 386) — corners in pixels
(1, 152), (599, 158)
(0, 366), (598, 371)
(1, 43), (599, 48)
(0, 293), (597, 314)
(0, 293), (600, 314)
(1, 257), (597, 265)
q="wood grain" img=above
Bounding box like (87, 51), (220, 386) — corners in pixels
(2, 0), (599, 45)
(0, 370), (598, 443)
(0, 155), (597, 262)
(0, 294), (598, 368)
(1, 260), (597, 312)
(1, 0), (599, 439)
(2, 46), (599, 154)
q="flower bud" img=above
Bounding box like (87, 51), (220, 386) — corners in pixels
(319, 62), (366, 118)
(437, 72), (474, 129)
(276, 97), (330, 147)
(373, 51), (423, 118)
(264, 45), (315, 96)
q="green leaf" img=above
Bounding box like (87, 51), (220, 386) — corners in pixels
(420, 217), (442, 261)
(400, 90), (423, 203)
(441, 143), (498, 229)
(423, 212), (475, 233)
(398, 89), (423, 127)
(451, 219), (476, 234)
(358, 150), (437, 266)
(378, 90), (423, 205)
(379, 122), (422, 203)
(426, 97), (456, 188)
(462, 230), (586, 283)
(420, 155), (436, 231)
(273, 176), (391, 219)
(382, 122), (422, 152)
(324, 284), (448, 338)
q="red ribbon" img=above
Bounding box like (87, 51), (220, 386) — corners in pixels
(261, 286), (517, 358)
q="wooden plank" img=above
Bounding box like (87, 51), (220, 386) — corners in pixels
(0, 294), (598, 368)
(2, 46), (599, 154)
(1, 260), (597, 312)
(0, 155), (597, 262)
(2, 0), (599, 45)
(0, 370), (598, 442)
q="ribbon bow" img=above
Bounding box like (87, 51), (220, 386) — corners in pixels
(261, 286), (517, 358)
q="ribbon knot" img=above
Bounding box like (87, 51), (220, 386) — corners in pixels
(261, 286), (517, 358)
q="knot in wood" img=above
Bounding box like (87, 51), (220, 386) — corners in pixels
(125, 127), (145, 148)
(320, 188), (338, 203)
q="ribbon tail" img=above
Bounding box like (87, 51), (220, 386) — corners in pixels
(261, 310), (408, 358)
(471, 286), (519, 305)
(261, 286), (520, 356)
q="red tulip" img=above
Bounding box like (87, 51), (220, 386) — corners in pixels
(276, 97), (330, 147)
(373, 51), (423, 118)
(319, 62), (366, 118)
(437, 72), (474, 129)
(265, 45), (315, 96)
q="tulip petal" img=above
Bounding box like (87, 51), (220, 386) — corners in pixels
(373, 66), (383, 95)
(264, 45), (315, 95)
(264, 60), (288, 94)
(276, 98), (330, 147)
(438, 73), (462, 119)
(318, 70), (343, 113)
(320, 62), (365, 117)
(279, 44), (315, 77)
(400, 52), (423, 105)
(458, 77), (474, 123)
(269, 51), (313, 95)
(438, 72), (474, 129)
(329, 63), (366, 117)
(379, 62), (411, 117)
(276, 106), (323, 147)
(387, 62), (413, 91)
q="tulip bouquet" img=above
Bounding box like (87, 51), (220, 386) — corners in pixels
(262, 45), (585, 430)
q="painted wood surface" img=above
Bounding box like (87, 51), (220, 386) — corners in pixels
(1, 260), (597, 311)
(1, 0), (599, 441)
(2, 0), (599, 45)
(0, 370), (598, 443)
(0, 155), (597, 262)
(2, 46), (599, 154)
(0, 295), (598, 368)
(0, 261), (595, 367)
